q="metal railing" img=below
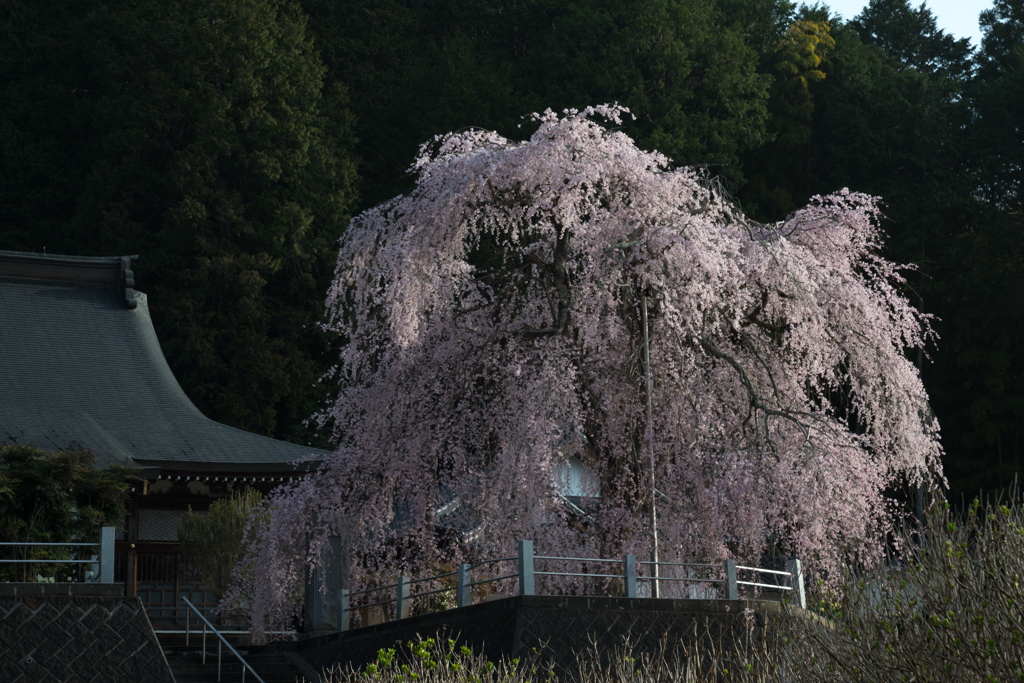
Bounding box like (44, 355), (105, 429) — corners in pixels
(0, 527), (115, 582)
(337, 540), (806, 631)
(180, 596), (265, 683)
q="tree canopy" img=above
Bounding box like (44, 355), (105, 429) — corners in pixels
(300, 0), (788, 207)
(0, 0), (358, 443)
(233, 107), (942, 636)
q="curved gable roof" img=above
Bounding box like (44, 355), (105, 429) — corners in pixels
(0, 250), (330, 472)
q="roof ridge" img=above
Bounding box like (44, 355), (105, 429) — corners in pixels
(0, 249), (139, 263)
(0, 250), (139, 307)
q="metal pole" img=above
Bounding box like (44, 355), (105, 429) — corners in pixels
(916, 302), (925, 548)
(518, 540), (535, 596)
(642, 292), (659, 598)
(218, 638), (222, 682)
(624, 554), (637, 598)
(725, 560), (738, 600)
(338, 588), (350, 632)
(457, 563), (472, 608)
(98, 527), (114, 583)
(397, 577), (411, 620)
(186, 611), (190, 647)
(203, 623), (207, 664)
(785, 558), (806, 610)
(311, 564), (321, 631)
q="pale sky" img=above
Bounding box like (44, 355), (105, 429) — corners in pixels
(818, 0), (995, 49)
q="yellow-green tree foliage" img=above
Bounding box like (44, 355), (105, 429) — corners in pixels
(178, 488), (264, 601)
(741, 19), (835, 220)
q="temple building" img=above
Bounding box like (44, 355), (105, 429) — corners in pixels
(0, 249), (332, 624)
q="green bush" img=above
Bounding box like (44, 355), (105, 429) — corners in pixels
(0, 444), (135, 582)
(321, 629), (782, 683)
(323, 635), (551, 683)
(178, 488), (264, 602)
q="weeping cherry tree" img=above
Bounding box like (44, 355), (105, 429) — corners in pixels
(231, 106), (943, 638)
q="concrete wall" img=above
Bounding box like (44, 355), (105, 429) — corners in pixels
(0, 583), (174, 683)
(279, 595), (803, 681)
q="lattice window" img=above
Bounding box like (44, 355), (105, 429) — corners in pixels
(138, 508), (206, 541)
(138, 552), (177, 582)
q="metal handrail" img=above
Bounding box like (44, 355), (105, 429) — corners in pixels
(0, 540), (98, 562)
(734, 565), (796, 591)
(341, 581), (402, 614)
(337, 544), (807, 632)
(409, 570), (457, 583)
(735, 566), (793, 577)
(181, 596), (265, 683)
(470, 556), (516, 570)
(738, 580), (793, 591)
(0, 542), (98, 546)
(0, 528), (115, 582)
(409, 585), (456, 599)
(0, 559), (93, 563)
(346, 582), (398, 598)
(468, 572), (517, 587)
(535, 555), (621, 563)
(638, 576), (727, 584)
(157, 629), (295, 636)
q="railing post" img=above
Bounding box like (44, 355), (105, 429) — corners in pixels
(786, 558), (806, 610)
(338, 588), (350, 632)
(98, 527), (114, 583)
(457, 563), (472, 608)
(624, 554), (637, 598)
(724, 559), (738, 600)
(202, 622), (207, 664)
(218, 637), (222, 682)
(518, 540), (534, 596)
(397, 577), (411, 620)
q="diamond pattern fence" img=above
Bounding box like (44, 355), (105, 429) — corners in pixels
(0, 596), (174, 683)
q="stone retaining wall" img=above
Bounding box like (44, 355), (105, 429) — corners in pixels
(0, 583), (174, 683)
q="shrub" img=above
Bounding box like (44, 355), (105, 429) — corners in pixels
(178, 488), (264, 602)
(0, 444), (135, 582)
(320, 628), (785, 683)
(776, 494), (1024, 682)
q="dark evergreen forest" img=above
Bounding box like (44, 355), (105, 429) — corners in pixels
(1, 0), (1020, 503)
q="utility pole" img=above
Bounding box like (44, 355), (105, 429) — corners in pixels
(916, 296), (925, 547)
(642, 291), (659, 598)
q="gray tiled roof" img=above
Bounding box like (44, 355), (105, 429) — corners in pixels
(0, 251), (331, 471)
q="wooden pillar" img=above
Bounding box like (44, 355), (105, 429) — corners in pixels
(126, 500), (139, 597)
(174, 550), (181, 628)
